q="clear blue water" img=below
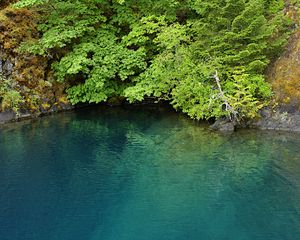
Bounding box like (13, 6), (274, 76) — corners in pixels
(0, 105), (300, 240)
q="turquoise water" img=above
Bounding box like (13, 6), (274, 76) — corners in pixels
(0, 105), (299, 240)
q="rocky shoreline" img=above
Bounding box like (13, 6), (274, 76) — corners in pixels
(249, 108), (300, 132)
(1, 104), (300, 133)
(0, 105), (74, 124)
(208, 107), (300, 133)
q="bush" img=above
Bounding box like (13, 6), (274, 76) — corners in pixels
(0, 74), (24, 113)
(14, 0), (292, 120)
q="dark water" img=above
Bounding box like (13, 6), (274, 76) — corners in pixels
(0, 105), (299, 240)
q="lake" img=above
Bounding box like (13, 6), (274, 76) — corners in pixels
(0, 105), (299, 240)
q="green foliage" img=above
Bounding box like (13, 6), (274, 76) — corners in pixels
(225, 70), (271, 119)
(0, 74), (24, 113)
(53, 30), (146, 104)
(13, 0), (46, 8)
(14, 0), (291, 120)
(125, 0), (288, 120)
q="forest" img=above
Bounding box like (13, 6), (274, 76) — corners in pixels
(1, 0), (298, 121)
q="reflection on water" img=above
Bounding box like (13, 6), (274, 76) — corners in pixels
(0, 105), (299, 240)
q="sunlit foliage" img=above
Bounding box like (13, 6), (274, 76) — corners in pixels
(14, 0), (292, 120)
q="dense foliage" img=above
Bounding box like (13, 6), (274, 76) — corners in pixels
(14, 0), (291, 120)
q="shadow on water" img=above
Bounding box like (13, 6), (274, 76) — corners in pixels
(0, 105), (299, 240)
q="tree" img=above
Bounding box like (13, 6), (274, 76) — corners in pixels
(14, 0), (291, 120)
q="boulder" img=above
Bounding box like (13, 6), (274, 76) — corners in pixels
(210, 118), (235, 132)
(251, 108), (300, 132)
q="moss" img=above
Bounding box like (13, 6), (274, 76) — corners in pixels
(0, 75), (24, 113)
(268, 27), (300, 108)
(0, 7), (38, 51)
(0, 0), (17, 9)
(57, 96), (69, 105)
(267, 1), (300, 109)
(0, 6), (70, 113)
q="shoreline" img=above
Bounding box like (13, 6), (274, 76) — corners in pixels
(1, 103), (299, 133)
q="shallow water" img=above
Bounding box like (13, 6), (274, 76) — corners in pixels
(0, 105), (299, 240)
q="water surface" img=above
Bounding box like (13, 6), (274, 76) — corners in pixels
(0, 105), (299, 240)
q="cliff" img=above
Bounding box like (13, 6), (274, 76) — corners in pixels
(0, 4), (71, 121)
(250, 1), (300, 132)
(267, 1), (300, 111)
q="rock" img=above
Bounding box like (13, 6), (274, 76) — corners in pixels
(17, 112), (32, 120)
(50, 105), (58, 112)
(0, 59), (2, 74)
(250, 108), (300, 132)
(4, 59), (13, 75)
(267, 27), (300, 110)
(0, 59), (14, 77)
(210, 118), (235, 132)
(0, 111), (16, 123)
(59, 102), (74, 111)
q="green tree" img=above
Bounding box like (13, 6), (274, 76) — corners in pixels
(14, 0), (291, 120)
(125, 0), (290, 120)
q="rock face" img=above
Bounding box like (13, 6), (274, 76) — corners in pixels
(256, 1), (300, 132)
(267, 2), (300, 110)
(250, 108), (300, 132)
(267, 28), (300, 110)
(0, 111), (15, 123)
(0, 6), (71, 116)
(0, 105), (74, 124)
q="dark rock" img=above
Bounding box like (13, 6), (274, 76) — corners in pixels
(210, 118), (235, 132)
(0, 58), (14, 78)
(250, 108), (300, 132)
(50, 105), (58, 112)
(59, 103), (74, 110)
(0, 59), (3, 74)
(4, 60), (13, 75)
